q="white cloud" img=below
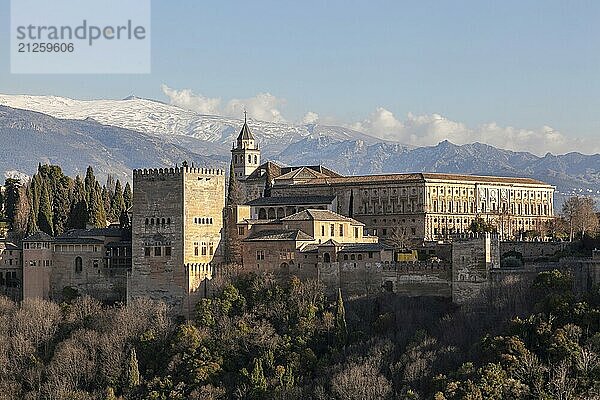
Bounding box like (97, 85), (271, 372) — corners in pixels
(160, 84), (221, 115)
(160, 84), (597, 155)
(302, 111), (319, 124)
(349, 107), (600, 155)
(224, 92), (286, 123)
(161, 84), (286, 123)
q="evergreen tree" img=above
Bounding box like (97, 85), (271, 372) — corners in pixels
(69, 175), (88, 229)
(87, 182), (107, 228)
(227, 162), (243, 207)
(108, 180), (126, 222)
(127, 348), (140, 389)
(123, 182), (133, 210)
(84, 166), (96, 203)
(225, 162), (243, 264)
(4, 178), (29, 236)
(335, 288), (348, 345)
(37, 183), (54, 236)
(101, 186), (111, 218)
(249, 358), (267, 394)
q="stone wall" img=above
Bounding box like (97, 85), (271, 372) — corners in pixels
(501, 241), (569, 260)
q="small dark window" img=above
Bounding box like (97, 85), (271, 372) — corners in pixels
(144, 247), (151, 256)
(75, 257), (83, 273)
(145, 218), (149, 225)
(165, 247), (172, 257)
(154, 247), (161, 256)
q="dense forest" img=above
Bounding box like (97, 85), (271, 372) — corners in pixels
(0, 165), (132, 238)
(0, 269), (597, 399)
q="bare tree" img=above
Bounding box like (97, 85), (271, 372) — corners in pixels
(562, 196), (599, 241)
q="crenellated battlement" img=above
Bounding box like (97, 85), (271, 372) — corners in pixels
(133, 166), (225, 180)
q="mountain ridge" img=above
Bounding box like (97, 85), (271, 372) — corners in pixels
(0, 94), (598, 207)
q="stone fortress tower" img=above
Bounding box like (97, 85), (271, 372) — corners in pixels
(231, 111), (261, 180)
(129, 165), (225, 318)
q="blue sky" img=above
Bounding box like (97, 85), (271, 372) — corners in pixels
(1, 0), (599, 154)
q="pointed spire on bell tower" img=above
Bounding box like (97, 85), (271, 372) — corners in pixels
(231, 109), (261, 181)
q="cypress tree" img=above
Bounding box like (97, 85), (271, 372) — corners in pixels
(127, 348), (140, 388)
(108, 180), (126, 222)
(225, 162), (243, 264)
(37, 183), (53, 236)
(69, 175), (88, 229)
(87, 182), (107, 228)
(227, 162), (243, 207)
(84, 166), (96, 203)
(249, 358), (267, 394)
(101, 186), (111, 218)
(123, 182), (133, 210)
(335, 288), (348, 345)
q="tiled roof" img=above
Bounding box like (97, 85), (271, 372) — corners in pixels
(421, 173), (551, 186)
(237, 120), (254, 141)
(54, 237), (104, 245)
(244, 229), (314, 242)
(337, 243), (394, 253)
(23, 231), (53, 242)
(58, 228), (123, 238)
(273, 172), (551, 187)
(245, 163), (342, 182)
(246, 195), (336, 206)
(281, 209), (363, 225)
(275, 167), (331, 181)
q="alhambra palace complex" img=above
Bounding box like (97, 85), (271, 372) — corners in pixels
(2, 118), (599, 317)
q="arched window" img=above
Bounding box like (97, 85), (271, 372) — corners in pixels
(258, 208), (267, 219)
(254, 155), (258, 164)
(75, 257), (83, 273)
(167, 218), (171, 225)
(248, 155), (252, 163)
(358, 254), (363, 260)
(150, 218), (154, 225)
(209, 218), (213, 224)
(162, 218), (165, 225)
(343, 254), (348, 260)
(145, 218), (149, 225)
(323, 253), (331, 263)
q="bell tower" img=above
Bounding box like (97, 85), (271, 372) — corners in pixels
(231, 111), (260, 180)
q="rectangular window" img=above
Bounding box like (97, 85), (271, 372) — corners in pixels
(165, 247), (172, 257)
(209, 245), (214, 256)
(144, 247), (151, 257)
(201, 243), (207, 256)
(194, 246), (199, 256)
(354, 227), (359, 238)
(330, 224), (335, 236)
(238, 226), (245, 235)
(154, 247), (161, 256)
(321, 225), (325, 236)
(339, 224), (344, 236)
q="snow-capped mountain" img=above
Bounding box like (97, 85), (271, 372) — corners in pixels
(0, 94), (381, 157)
(0, 93), (598, 209)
